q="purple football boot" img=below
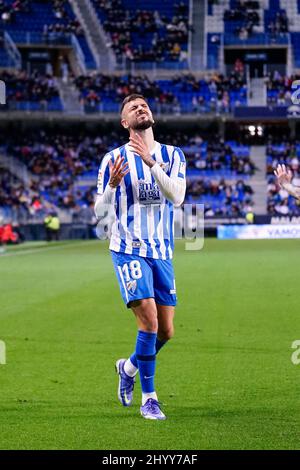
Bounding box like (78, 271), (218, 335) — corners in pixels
(140, 398), (166, 420)
(115, 359), (135, 407)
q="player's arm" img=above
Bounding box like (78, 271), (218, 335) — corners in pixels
(274, 164), (300, 200)
(129, 134), (186, 207)
(94, 154), (129, 217)
(150, 148), (186, 207)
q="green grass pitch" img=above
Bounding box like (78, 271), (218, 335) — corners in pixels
(0, 238), (300, 450)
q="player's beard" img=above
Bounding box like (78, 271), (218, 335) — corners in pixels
(132, 116), (155, 130)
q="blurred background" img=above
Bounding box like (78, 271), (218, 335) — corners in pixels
(1, 0), (300, 243)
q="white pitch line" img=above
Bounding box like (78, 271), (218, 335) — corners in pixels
(0, 240), (99, 258)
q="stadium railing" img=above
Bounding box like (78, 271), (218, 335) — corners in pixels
(0, 100), (63, 113)
(224, 32), (289, 46)
(3, 32), (21, 69)
(116, 57), (189, 72)
(8, 31), (73, 46)
(71, 35), (87, 74)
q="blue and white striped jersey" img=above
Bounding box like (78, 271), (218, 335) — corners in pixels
(96, 141), (186, 260)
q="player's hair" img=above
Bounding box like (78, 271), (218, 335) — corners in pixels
(120, 94), (148, 114)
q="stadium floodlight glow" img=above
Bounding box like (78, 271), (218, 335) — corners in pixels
(248, 125), (256, 136)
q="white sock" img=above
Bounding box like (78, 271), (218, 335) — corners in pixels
(124, 358), (138, 377)
(142, 392), (158, 406)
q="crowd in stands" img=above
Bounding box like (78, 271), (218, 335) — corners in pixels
(224, 0), (260, 21)
(223, 1), (289, 40)
(75, 72), (181, 112)
(266, 138), (300, 215)
(52, 0), (73, 19)
(184, 136), (255, 175)
(0, 129), (122, 218)
(224, 0), (260, 39)
(186, 177), (254, 216)
(0, 0), (30, 23)
(0, 64), (247, 115)
(42, 18), (83, 39)
(0, 68), (248, 114)
(42, 0), (84, 39)
(267, 176), (300, 215)
(0, 168), (44, 224)
(265, 72), (298, 106)
(0, 0), (83, 38)
(0, 127), (255, 222)
(74, 71), (247, 114)
(183, 135), (255, 214)
(0, 70), (60, 108)
(93, 0), (190, 64)
(267, 10), (289, 36)
(266, 138), (300, 176)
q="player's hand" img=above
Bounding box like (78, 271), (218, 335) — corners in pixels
(108, 155), (129, 188)
(129, 133), (156, 168)
(274, 164), (293, 187)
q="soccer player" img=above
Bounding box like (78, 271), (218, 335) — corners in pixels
(274, 164), (300, 200)
(94, 94), (186, 420)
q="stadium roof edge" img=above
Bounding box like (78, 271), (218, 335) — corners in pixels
(0, 111), (230, 123)
(0, 111), (292, 124)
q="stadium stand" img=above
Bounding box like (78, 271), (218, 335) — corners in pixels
(74, 71), (247, 114)
(266, 72), (297, 106)
(91, 0), (190, 69)
(186, 177), (254, 216)
(0, 125), (256, 222)
(8, 69), (300, 114)
(266, 138), (300, 215)
(0, 166), (41, 223)
(182, 138), (254, 176)
(1, 0), (300, 233)
(0, 69), (63, 111)
(207, 0), (290, 69)
(0, 45), (12, 67)
(0, 0), (96, 69)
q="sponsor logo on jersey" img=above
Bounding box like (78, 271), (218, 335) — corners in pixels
(138, 180), (161, 205)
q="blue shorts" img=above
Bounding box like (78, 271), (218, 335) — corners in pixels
(111, 250), (177, 308)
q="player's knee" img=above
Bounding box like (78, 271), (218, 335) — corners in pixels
(137, 304), (158, 333)
(158, 326), (174, 341)
(143, 314), (158, 333)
